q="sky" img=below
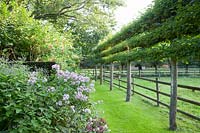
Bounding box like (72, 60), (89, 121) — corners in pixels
(114, 0), (154, 31)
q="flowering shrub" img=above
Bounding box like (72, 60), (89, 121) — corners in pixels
(0, 62), (108, 132)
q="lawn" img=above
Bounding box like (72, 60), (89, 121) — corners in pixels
(90, 82), (200, 133)
(107, 76), (200, 118)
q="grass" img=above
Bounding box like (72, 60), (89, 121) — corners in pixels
(107, 76), (200, 118)
(90, 82), (200, 133)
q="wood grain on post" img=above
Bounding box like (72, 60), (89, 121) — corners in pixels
(110, 63), (114, 91)
(126, 61), (132, 102)
(169, 58), (178, 130)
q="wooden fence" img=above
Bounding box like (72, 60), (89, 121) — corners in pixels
(83, 66), (200, 122)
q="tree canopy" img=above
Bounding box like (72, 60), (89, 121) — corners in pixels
(94, 0), (200, 64)
(0, 0), (124, 66)
(2, 0), (124, 57)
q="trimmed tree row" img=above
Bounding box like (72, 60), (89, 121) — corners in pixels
(93, 0), (200, 131)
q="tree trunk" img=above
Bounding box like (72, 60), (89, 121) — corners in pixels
(110, 63), (114, 91)
(126, 61), (132, 102)
(169, 58), (178, 130)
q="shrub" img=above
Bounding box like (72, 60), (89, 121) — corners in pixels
(0, 61), (108, 132)
(0, 2), (79, 68)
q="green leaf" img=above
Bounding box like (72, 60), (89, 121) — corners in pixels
(49, 106), (56, 112)
(31, 119), (39, 128)
(16, 108), (22, 114)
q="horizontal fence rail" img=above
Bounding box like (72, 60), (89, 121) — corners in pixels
(82, 68), (200, 121)
(136, 77), (200, 91)
(98, 69), (200, 121)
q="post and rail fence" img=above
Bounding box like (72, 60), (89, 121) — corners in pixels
(82, 64), (200, 122)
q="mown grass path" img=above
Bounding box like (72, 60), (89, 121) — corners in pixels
(90, 83), (199, 133)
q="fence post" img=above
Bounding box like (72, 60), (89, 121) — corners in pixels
(110, 63), (114, 91)
(93, 69), (95, 76)
(138, 65), (142, 77)
(95, 65), (97, 81)
(139, 69), (141, 77)
(185, 63), (189, 75)
(169, 58), (178, 131)
(121, 63), (124, 74)
(100, 64), (103, 85)
(118, 67), (121, 89)
(132, 71), (134, 95)
(126, 61), (132, 102)
(155, 65), (159, 106)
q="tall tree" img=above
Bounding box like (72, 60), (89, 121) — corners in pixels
(5, 0), (123, 56)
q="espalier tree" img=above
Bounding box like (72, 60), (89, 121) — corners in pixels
(93, 0), (200, 130)
(94, 0), (200, 63)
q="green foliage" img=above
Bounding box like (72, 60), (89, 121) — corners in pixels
(0, 2), (79, 67)
(95, 0), (200, 64)
(95, 0), (180, 51)
(163, 35), (200, 60)
(0, 60), (107, 132)
(0, 2), (44, 60)
(0, 0), (125, 66)
(68, 21), (109, 56)
(8, 0), (124, 58)
(101, 35), (200, 63)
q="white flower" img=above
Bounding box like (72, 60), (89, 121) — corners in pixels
(96, 127), (100, 131)
(63, 94), (69, 101)
(84, 108), (91, 114)
(47, 86), (55, 92)
(42, 77), (47, 82)
(52, 64), (60, 70)
(28, 71), (38, 85)
(104, 124), (108, 129)
(56, 100), (62, 106)
(70, 106), (75, 113)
